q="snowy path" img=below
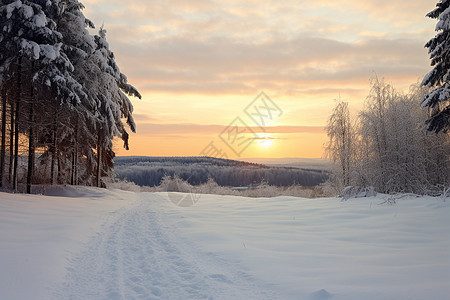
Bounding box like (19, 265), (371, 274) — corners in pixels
(57, 194), (275, 300)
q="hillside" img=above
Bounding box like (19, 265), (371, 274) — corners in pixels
(238, 157), (332, 171)
(114, 156), (328, 187)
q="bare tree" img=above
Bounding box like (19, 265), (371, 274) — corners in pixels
(325, 99), (355, 189)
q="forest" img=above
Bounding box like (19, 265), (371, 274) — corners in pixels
(0, 0), (140, 193)
(114, 156), (329, 187)
(324, 3), (450, 197)
(325, 78), (449, 195)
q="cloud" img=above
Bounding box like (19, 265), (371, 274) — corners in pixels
(86, 1), (434, 40)
(109, 35), (429, 96)
(136, 123), (324, 136)
(81, 0), (434, 98)
(249, 136), (286, 140)
(132, 113), (159, 122)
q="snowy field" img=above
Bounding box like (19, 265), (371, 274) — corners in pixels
(0, 187), (449, 300)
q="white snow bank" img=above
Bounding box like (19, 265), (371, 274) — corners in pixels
(0, 187), (449, 300)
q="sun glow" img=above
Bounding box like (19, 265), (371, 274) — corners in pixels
(259, 138), (274, 148)
(257, 133), (275, 149)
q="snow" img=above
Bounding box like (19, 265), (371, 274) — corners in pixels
(33, 12), (48, 28)
(440, 6), (450, 28)
(4, 1), (22, 19)
(0, 187), (449, 300)
(20, 39), (40, 59)
(0, 186), (134, 300)
(40, 44), (58, 61)
(21, 4), (33, 19)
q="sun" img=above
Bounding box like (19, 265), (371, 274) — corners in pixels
(258, 137), (274, 148)
(259, 138), (274, 148)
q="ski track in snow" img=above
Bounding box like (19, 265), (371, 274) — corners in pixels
(57, 194), (276, 300)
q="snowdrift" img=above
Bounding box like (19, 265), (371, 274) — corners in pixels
(0, 187), (449, 299)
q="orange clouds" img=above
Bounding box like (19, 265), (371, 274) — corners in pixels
(110, 36), (429, 97)
(83, 0), (433, 98)
(135, 123), (324, 136)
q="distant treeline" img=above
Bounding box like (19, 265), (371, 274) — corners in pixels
(114, 156), (328, 187)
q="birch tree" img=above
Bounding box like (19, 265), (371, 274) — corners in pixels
(325, 100), (355, 189)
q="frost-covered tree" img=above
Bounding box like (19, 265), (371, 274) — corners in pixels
(1, 1), (68, 190)
(54, 2), (140, 186)
(40, 0), (140, 187)
(94, 27), (140, 149)
(324, 100), (355, 189)
(0, 0), (91, 192)
(383, 95), (430, 193)
(327, 78), (450, 195)
(53, 0), (98, 185)
(90, 27), (140, 186)
(358, 76), (393, 191)
(409, 83), (450, 189)
(422, 0), (450, 133)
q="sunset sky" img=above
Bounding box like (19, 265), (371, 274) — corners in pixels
(82, 0), (435, 159)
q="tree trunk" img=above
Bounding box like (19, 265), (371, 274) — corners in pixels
(13, 57), (21, 191)
(96, 133), (101, 188)
(57, 153), (61, 184)
(8, 100), (14, 184)
(12, 103), (20, 191)
(50, 116), (57, 185)
(0, 87), (6, 187)
(70, 148), (75, 185)
(74, 119), (78, 185)
(70, 119), (78, 185)
(74, 144), (78, 185)
(26, 92), (34, 194)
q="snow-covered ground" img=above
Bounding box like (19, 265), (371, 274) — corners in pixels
(0, 187), (449, 300)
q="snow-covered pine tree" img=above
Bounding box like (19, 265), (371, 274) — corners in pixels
(0, 0), (66, 191)
(93, 27), (140, 145)
(422, 0), (450, 133)
(52, 0), (99, 185)
(90, 27), (141, 186)
(0, 0), (88, 190)
(0, 0), (140, 188)
(57, 2), (140, 186)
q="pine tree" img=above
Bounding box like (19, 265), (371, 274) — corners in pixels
(0, 0), (140, 189)
(422, 0), (450, 133)
(56, 0), (107, 185)
(91, 27), (140, 186)
(38, 0), (96, 185)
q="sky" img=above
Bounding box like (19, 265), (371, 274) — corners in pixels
(82, 0), (436, 159)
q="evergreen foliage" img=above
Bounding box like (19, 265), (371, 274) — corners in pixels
(0, 0), (140, 191)
(422, 0), (450, 133)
